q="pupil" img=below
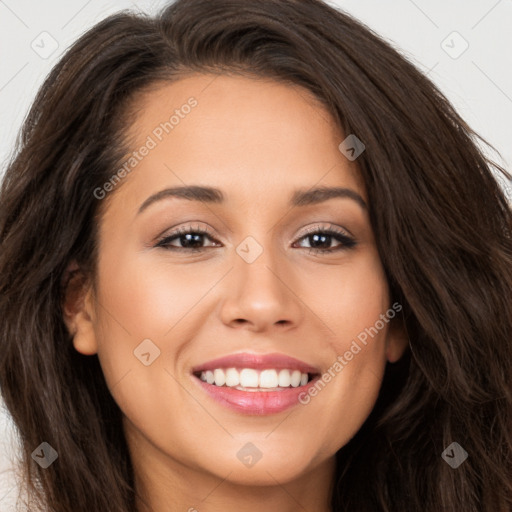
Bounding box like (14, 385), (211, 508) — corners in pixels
(311, 234), (330, 248)
(182, 233), (202, 248)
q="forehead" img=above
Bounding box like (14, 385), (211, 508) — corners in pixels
(106, 73), (366, 216)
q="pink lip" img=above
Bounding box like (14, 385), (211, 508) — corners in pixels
(191, 352), (320, 415)
(191, 352), (320, 374)
(193, 378), (320, 415)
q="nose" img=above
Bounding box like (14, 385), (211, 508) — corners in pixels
(218, 245), (303, 333)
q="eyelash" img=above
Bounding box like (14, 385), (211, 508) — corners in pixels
(154, 223), (357, 255)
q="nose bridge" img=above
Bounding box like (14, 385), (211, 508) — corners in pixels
(239, 239), (285, 297)
(219, 233), (302, 330)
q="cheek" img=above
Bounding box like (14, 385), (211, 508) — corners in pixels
(302, 246), (390, 348)
(97, 254), (212, 338)
(89, 253), (200, 448)
(89, 250), (193, 395)
(295, 249), (390, 451)
(90, 248), (224, 413)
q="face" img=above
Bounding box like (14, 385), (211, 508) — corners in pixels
(65, 73), (407, 491)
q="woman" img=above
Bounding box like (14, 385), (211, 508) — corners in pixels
(1, 0), (511, 510)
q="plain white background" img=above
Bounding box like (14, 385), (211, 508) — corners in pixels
(1, 0), (511, 509)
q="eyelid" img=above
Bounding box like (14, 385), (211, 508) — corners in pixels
(155, 222), (217, 243)
(296, 222), (354, 240)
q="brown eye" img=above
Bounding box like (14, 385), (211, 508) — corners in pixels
(155, 226), (220, 252)
(294, 228), (357, 254)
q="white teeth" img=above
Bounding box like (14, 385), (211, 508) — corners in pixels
(290, 370), (301, 387)
(198, 368), (311, 389)
(278, 369), (291, 387)
(240, 368), (259, 388)
(213, 369), (225, 386)
(225, 368), (240, 387)
(259, 369), (279, 388)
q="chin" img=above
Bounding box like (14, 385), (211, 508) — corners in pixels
(195, 448), (320, 486)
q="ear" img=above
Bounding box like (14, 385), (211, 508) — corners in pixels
(385, 313), (409, 363)
(61, 261), (98, 356)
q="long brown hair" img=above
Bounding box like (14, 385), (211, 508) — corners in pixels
(1, 0), (511, 510)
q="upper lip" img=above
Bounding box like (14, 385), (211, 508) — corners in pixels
(191, 352), (320, 374)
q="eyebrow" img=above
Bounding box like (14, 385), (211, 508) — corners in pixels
(137, 185), (367, 215)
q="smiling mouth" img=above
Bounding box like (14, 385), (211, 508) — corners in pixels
(193, 367), (318, 391)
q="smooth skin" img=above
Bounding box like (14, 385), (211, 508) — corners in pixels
(63, 73), (408, 512)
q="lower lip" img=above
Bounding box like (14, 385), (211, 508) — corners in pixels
(193, 376), (319, 415)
